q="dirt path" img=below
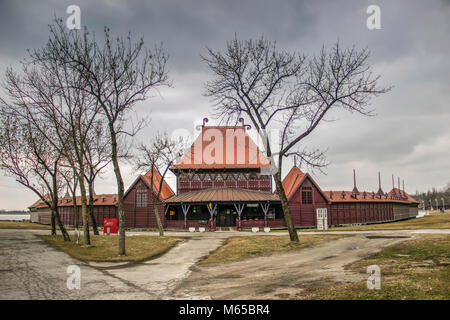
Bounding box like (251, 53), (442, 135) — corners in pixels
(2, 228), (449, 299)
(0, 229), (227, 299)
(173, 233), (418, 299)
(91, 235), (227, 299)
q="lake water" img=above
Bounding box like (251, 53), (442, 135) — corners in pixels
(0, 214), (30, 221)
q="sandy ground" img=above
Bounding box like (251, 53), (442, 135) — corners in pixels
(173, 233), (424, 299)
(1, 228), (449, 299)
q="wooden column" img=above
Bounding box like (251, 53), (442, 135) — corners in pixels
(261, 202), (270, 227)
(234, 203), (245, 230)
(206, 203), (217, 231)
(181, 203), (191, 229)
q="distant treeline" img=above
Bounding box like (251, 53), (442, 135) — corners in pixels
(0, 210), (30, 215)
(415, 182), (450, 209)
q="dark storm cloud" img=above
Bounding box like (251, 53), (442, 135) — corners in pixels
(0, 0), (449, 209)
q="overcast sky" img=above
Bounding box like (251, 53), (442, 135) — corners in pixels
(0, 0), (449, 210)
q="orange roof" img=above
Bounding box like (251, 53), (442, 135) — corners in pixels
(388, 188), (419, 204)
(165, 187), (279, 203)
(29, 194), (118, 209)
(141, 168), (175, 200)
(323, 189), (418, 204)
(282, 166), (307, 199)
(173, 126), (270, 170)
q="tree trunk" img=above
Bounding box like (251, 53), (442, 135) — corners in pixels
(152, 196), (164, 236)
(88, 181), (99, 235)
(274, 170), (299, 242)
(51, 176), (70, 242)
(72, 192), (78, 229)
(109, 126), (126, 256)
(78, 173), (91, 245)
(53, 205), (70, 242)
(50, 210), (56, 236)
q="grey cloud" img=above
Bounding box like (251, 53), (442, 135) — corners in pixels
(0, 0), (449, 209)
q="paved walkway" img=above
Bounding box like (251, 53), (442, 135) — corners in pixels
(0, 228), (449, 299)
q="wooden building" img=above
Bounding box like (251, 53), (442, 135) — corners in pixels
(29, 124), (419, 230)
(29, 193), (118, 226)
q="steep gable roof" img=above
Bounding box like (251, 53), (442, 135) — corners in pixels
(172, 126), (270, 170)
(281, 166), (330, 202)
(282, 166), (307, 199)
(141, 168), (175, 200)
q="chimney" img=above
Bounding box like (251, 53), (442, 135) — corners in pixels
(329, 191), (333, 199)
(398, 177), (400, 191)
(341, 191), (346, 199)
(363, 191), (367, 199)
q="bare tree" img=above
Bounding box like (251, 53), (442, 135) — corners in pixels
(135, 133), (184, 236)
(42, 19), (170, 255)
(60, 165), (80, 228)
(84, 120), (112, 235)
(0, 33), (103, 245)
(0, 113), (70, 241)
(203, 37), (391, 242)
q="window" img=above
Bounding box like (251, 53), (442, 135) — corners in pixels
(136, 185), (147, 207)
(302, 187), (312, 204)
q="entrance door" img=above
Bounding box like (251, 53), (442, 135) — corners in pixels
(316, 208), (328, 230)
(217, 208), (235, 227)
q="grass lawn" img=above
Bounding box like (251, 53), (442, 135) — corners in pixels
(201, 234), (351, 264)
(0, 221), (54, 230)
(298, 211), (450, 232)
(299, 234), (450, 300)
(40, 234), (182, 262)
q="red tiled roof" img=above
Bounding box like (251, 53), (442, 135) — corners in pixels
(28, 193), (118, 209)
(282, 166), (306, 199)
(172, 126), (270, 170)
(165, 187), (279, 203)
(142, 168), (175, 200)
(388, 188), (419, 204)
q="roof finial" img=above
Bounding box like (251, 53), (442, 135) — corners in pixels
(294, 155), (297, 167)
(376, 172), (383, 198)
(351, 169), (359, 197)
(238, 117), (251, 130)
(195, 117), (209, 131)
(397, 176), (400, 191)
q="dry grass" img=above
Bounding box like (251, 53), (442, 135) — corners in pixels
(299, 211), (450, 232)
(0, 221), (54, 230)
(201, 234), (350, 264)
(40, 234), (182, 262)
(297, 234), (450, 300)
